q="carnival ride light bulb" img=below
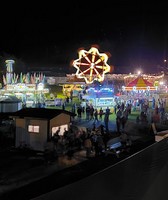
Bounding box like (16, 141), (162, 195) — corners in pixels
(37, 83), (44, 91)
(90, 63), (95, 69)
(137, 71), (141, 75)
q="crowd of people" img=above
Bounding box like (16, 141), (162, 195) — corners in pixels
(44, 92), (168, 163)
(44, 123), (110, 162)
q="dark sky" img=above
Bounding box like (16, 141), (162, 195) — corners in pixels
(0, 2), (168, 74)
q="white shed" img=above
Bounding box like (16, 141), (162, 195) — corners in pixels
(0, 96), (22, 112)
(10, 108), (75, 151)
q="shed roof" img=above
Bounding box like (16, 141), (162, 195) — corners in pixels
(10, 108), (76, 119)
(0, 95), (22, 103)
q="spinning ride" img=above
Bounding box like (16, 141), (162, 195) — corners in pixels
(1, 60), (49, 107)
(122, 76), (157, 91)
(72, 46), (115, 108)
(73, 46), (111, 84)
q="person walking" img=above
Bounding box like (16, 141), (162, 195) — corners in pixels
(104, 112), (109, 133)
(84, 135), (92, 157)
(94, 109), (99, 123)
(99, 107), (104, 121)
(116, 108), (122, 133)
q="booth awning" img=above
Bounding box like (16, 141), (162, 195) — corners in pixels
(124, 76), (156, 91)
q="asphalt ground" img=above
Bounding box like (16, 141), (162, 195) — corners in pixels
(0, 137), (155, 200)
(0, 117), (156, 200)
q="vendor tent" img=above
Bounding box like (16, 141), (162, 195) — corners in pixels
(124, 76), (156, 91)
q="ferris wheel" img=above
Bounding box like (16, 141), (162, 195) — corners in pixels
(72, 46), (111, 84)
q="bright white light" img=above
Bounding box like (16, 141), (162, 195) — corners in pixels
(137, 70), (141, 75)
(37, 83), (44, 90)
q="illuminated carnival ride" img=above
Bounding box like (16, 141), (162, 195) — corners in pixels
(1, 60), (49, 107)
(72, 46), (116, 108)
(73, 46), (112, 84)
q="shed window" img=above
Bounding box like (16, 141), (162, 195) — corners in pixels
(28, 125), (39, 133)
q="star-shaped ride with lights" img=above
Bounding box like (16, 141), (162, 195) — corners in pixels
(73, 47), (111, 84)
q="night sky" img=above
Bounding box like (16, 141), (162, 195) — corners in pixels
(0, 2), (168, 74)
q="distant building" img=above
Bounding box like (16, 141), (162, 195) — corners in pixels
(0, 96), (22, 112)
